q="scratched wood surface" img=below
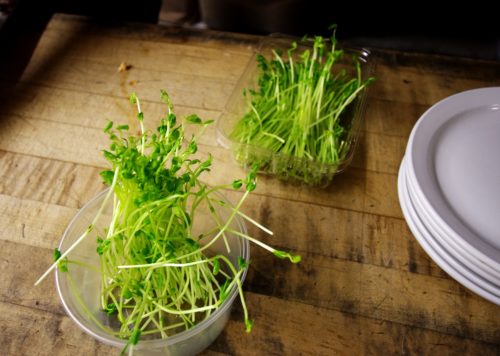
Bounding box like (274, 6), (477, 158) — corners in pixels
(0, 14), (499, 356)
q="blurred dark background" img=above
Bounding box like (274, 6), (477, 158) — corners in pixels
(1, 0), (499, 60)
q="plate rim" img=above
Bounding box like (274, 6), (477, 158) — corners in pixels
(405, 87), (500, 266)
(405, 162), (500, 281)
(398, 158), (500, 305)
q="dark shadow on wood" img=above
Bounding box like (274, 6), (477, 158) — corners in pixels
(0, 0), (55, 83)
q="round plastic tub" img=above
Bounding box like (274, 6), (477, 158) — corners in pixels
(56, 189), (249, 355)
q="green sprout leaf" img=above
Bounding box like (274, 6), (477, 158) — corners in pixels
(105, 302), (117, 316)
(104, 120), (113, 133)
(238, 256), (249, 269)
(168, 113), (176, 126)
(53, 248), (61, 262)
(185, 114), (202, 124)
(185, 114), (214, 126)
(129, 329), (141, 345)
(160, 89), (173, 112)
(187, 140), (198, 154)
(245, 180), (257, 192)
(100, 170), (114, 185)
(129, 92), (137, 104)
(245, 318), (254, 333)
(53, 248), (68, 272)
(232, 179), (243, 189)
(212, 258), (220, 275)
(220, 279), (231, 303)
(273, 250), (301, 263)
(96, 237), (111, 255)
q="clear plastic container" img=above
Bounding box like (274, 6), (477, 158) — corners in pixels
(55, 189), (249, 356)
(217, 36), (372, 186)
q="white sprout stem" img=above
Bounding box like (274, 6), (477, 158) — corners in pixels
(202, 195), (231, 253)
(209, 197), (273, 236)
(107, 198), (120, 238)
(152, 301), (220, 315)
(262, 131), (285, 143)
(135, 97), (145, 154)
(226, 227), (276, 254)
(34, 167), (120, 286)
(216, 255), (249, 323)
(118, 258), (213, 270)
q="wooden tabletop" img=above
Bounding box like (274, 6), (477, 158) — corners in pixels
(1, 14), (499, 355)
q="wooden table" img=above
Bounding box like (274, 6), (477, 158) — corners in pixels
(1, 14), (499, 355)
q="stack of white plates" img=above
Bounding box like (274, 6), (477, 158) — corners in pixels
(398, 87), (500, 305)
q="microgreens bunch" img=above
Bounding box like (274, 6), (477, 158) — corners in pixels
(230, 31), (374, 184)
(36, 90), (300, 354)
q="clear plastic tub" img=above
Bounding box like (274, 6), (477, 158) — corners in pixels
(217, 36), (372, 186)
(55, 189), (249, 356)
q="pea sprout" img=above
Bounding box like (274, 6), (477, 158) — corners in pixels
(231, 31), (375, 185)
(36, 90), (300, 354)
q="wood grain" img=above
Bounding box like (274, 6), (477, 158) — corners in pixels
(211, 293), (500, 355)
(0, 115), (406, 218)
(246, 249), (500, 343)
(0, 85), (410, 176)
(0, 157), (442, 279)
(0, 301), (116, 356)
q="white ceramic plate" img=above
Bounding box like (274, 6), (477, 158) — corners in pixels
(405, 163), (500, 284)
(398, 158), (500, 305)
(406, 87), (500, 270)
